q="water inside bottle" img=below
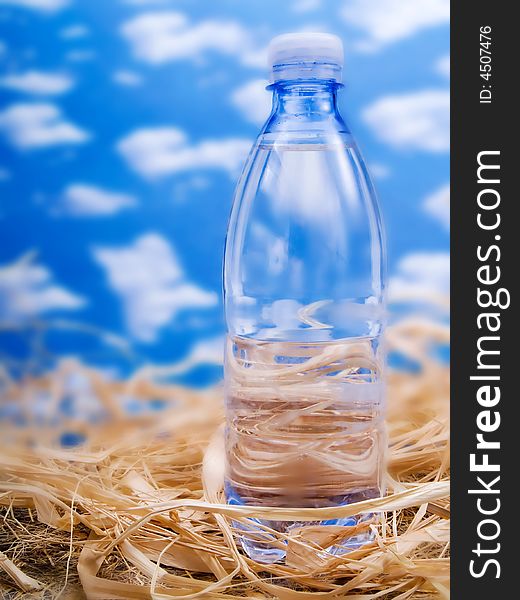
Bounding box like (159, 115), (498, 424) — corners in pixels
(224, 334), (385, 563)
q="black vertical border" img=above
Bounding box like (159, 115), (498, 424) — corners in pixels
(451, 3), (514, 597)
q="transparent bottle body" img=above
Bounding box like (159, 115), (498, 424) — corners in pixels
(223, 81), (386, 562)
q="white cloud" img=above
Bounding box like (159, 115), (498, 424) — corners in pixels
(390, 252), (449, 307)
(423, 183), (449, 230)
(121, 11), (263, 67)
(183, 336), (224, 366)
(0, 70), (74, 95)
(124, 0), (173, 5)
(292, 0), (321, 13)
(435, 54), (450, 78)
(113, 70), (143, 87)
(0, 0), (69, 12)
(60, 25), (90, 39)
(231, 79), (271, 126)
(173, 174), (211, 203)
(148, 335), (225, 377)
(341, 0), (449, 51)
(270, 145), (359, 230)
(117, 127), (250, 178)
(362, 90), (449, 152)
(369, 163), (391, 179)
(61, 184), (137, 216)
(65, 50), (96, 63)
(0, 103), (90, 149)
(93, 233), (218, 342)
(0, 253), (85, 324)
(249, 223), (288, 278)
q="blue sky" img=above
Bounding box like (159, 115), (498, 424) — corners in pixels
(0, 0), (449, 382)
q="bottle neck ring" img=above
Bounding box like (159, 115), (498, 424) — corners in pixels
(270, 61), (342, 84)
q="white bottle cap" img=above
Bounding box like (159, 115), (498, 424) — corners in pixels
(267, 32), (344, 83)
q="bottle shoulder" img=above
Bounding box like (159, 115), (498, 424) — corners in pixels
(234, 127), (378, 211)
(262, 111), (351, 138)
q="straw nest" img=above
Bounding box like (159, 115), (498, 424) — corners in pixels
(0, 317), (449, 599)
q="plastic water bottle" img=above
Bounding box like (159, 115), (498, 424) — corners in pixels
(223, 33), (386, 563)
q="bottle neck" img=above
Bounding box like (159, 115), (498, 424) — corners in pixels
(269, 80), (341, 118)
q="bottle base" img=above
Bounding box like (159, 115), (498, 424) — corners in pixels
(235, 520), (375, 564)
(226, 483), (377, 564)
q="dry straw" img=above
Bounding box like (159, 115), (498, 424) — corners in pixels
(0, 317), (449, 598)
